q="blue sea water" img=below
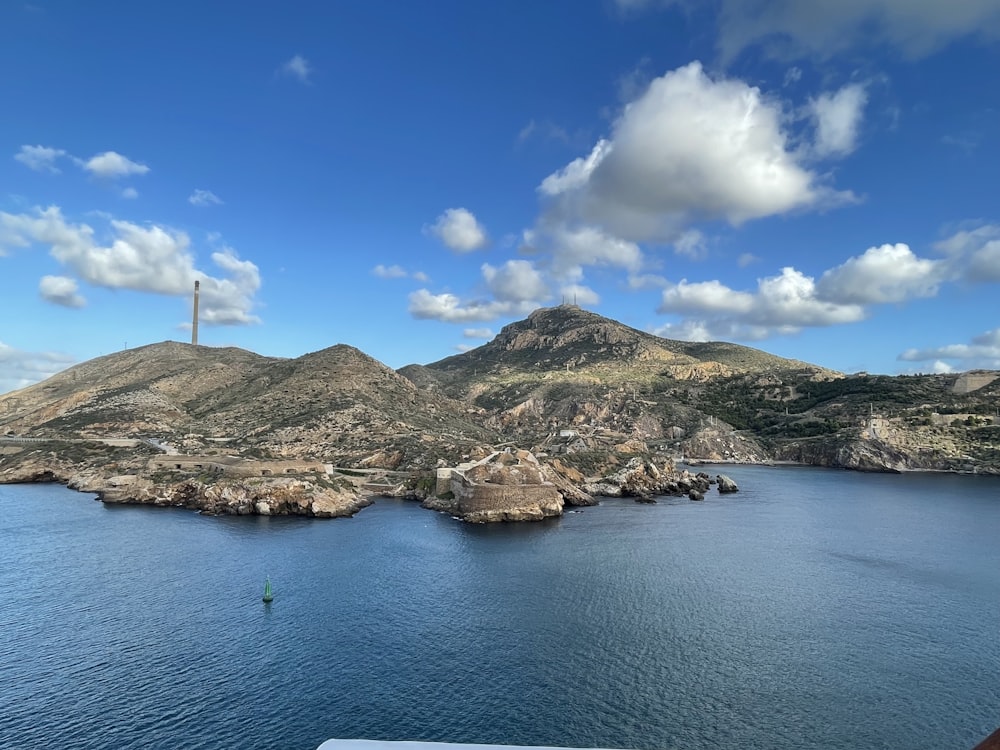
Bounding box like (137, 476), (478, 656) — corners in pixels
(1, 466), (998, 750)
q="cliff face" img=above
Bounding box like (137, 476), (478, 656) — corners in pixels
(774, 429), (1000, 474)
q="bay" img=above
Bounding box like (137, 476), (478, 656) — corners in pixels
(1, 466), (998, 750)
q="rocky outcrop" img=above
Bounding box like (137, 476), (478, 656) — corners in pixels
(716, 474), (739, 493)
(774, 437), (910, 473)
(583, 457), (711, 499)
(0, 446), (370, 518)
(541, 459), (598, 506)
(94, 474), (371, 517)
(680, 427), (769, 464)
(89, 474), (371, 517)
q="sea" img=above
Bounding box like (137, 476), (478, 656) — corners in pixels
(1, 465), (998, 750)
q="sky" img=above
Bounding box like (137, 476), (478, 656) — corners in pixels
(2, 0), (1000, 393)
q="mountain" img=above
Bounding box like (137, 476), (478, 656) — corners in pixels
(398, 305), (835, 460)
(399, 305), (1000, 473)
(403, 304), (833, 388)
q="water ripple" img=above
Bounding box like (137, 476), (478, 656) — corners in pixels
(1, 474), (999, 750)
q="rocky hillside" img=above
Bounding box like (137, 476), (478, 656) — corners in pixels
(0, 341), (496, 469)
(399, 305), (836, 460)
(400, 306), (1000, 474)
(3, 306), (999, 478)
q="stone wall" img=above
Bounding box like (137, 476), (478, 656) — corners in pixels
(148, 455), (326, 477)
(454, 478), (562, 516)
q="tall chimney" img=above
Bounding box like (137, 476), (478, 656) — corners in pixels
(191, 280), (200, 345)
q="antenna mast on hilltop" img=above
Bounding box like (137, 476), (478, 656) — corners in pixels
(191, 280), (200, 345)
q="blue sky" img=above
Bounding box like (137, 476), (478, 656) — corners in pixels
(3, 0), (1000, 393)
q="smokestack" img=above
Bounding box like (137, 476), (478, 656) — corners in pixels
(192, 280), (200, 345)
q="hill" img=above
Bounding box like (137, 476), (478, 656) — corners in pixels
(399, 306), (1000, 474)
(0, 340), (495, 468)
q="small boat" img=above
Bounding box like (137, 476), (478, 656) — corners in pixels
(262, 577), (273, 603)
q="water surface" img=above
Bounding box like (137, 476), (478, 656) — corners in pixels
(1, 466), (998, 750)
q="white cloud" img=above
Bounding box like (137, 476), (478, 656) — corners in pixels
(0, 206), (260, 325)
(651, 319), (718, 342)
(453, 343), (475, 353)
(658, 267), (866, 339)
(898, 328), (1000, 370)
(524, 224), (643, 281)
(659, 278), (754, 316)
(517, 119), (571, 145)
(408, 261), (549, 324)
(539, 139), (612, 196)
(810, 83), (868, 157)
(482, 259), (549, 303)
(935, 224), (1000, 282)
(817, 243), (946, 303)
(618, 1), (1000, 60)
(198, 249), (261, 325)
(373, 264), (408, 279)
(14, 145), (67, 173)
(627, 273), (668, 290)
(39, 275), (85, 308)
(463, 328), (494, 339)
(540, 62), (852, 242)
(783, 66), (803, 87)
(372, 264), (429, 281)
(189, 189), (223, 207)
(674, 229), (708, 260)
(559, 284), (600, 306)
(638, 0), (1000, 61)
(279, 54), (312, 83)
(737, 252), (760, 267)
(653, 228), (1000, 343)
(408, 289), (540, 323)
(121, 187), (139, 200)
(82, 151), (150, 179)
(0, 341), (75, 394)
(968, 241), (1000, 282)
(427, 208), (488, 252)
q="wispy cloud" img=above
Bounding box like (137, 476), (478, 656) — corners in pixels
(372, 264), (429, 282)
(189, 189), (223, 207)
(279, 54), (313, 84)
(14, 145), (67, 173)
(14, 145), (150, 185)
(0, 340), (75, 394)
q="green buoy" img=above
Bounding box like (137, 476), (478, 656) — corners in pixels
(262, 577), (273, 603)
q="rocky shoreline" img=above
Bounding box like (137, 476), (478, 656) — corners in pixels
(0, 442), (744, 523)
(4, 426), (997, 524)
